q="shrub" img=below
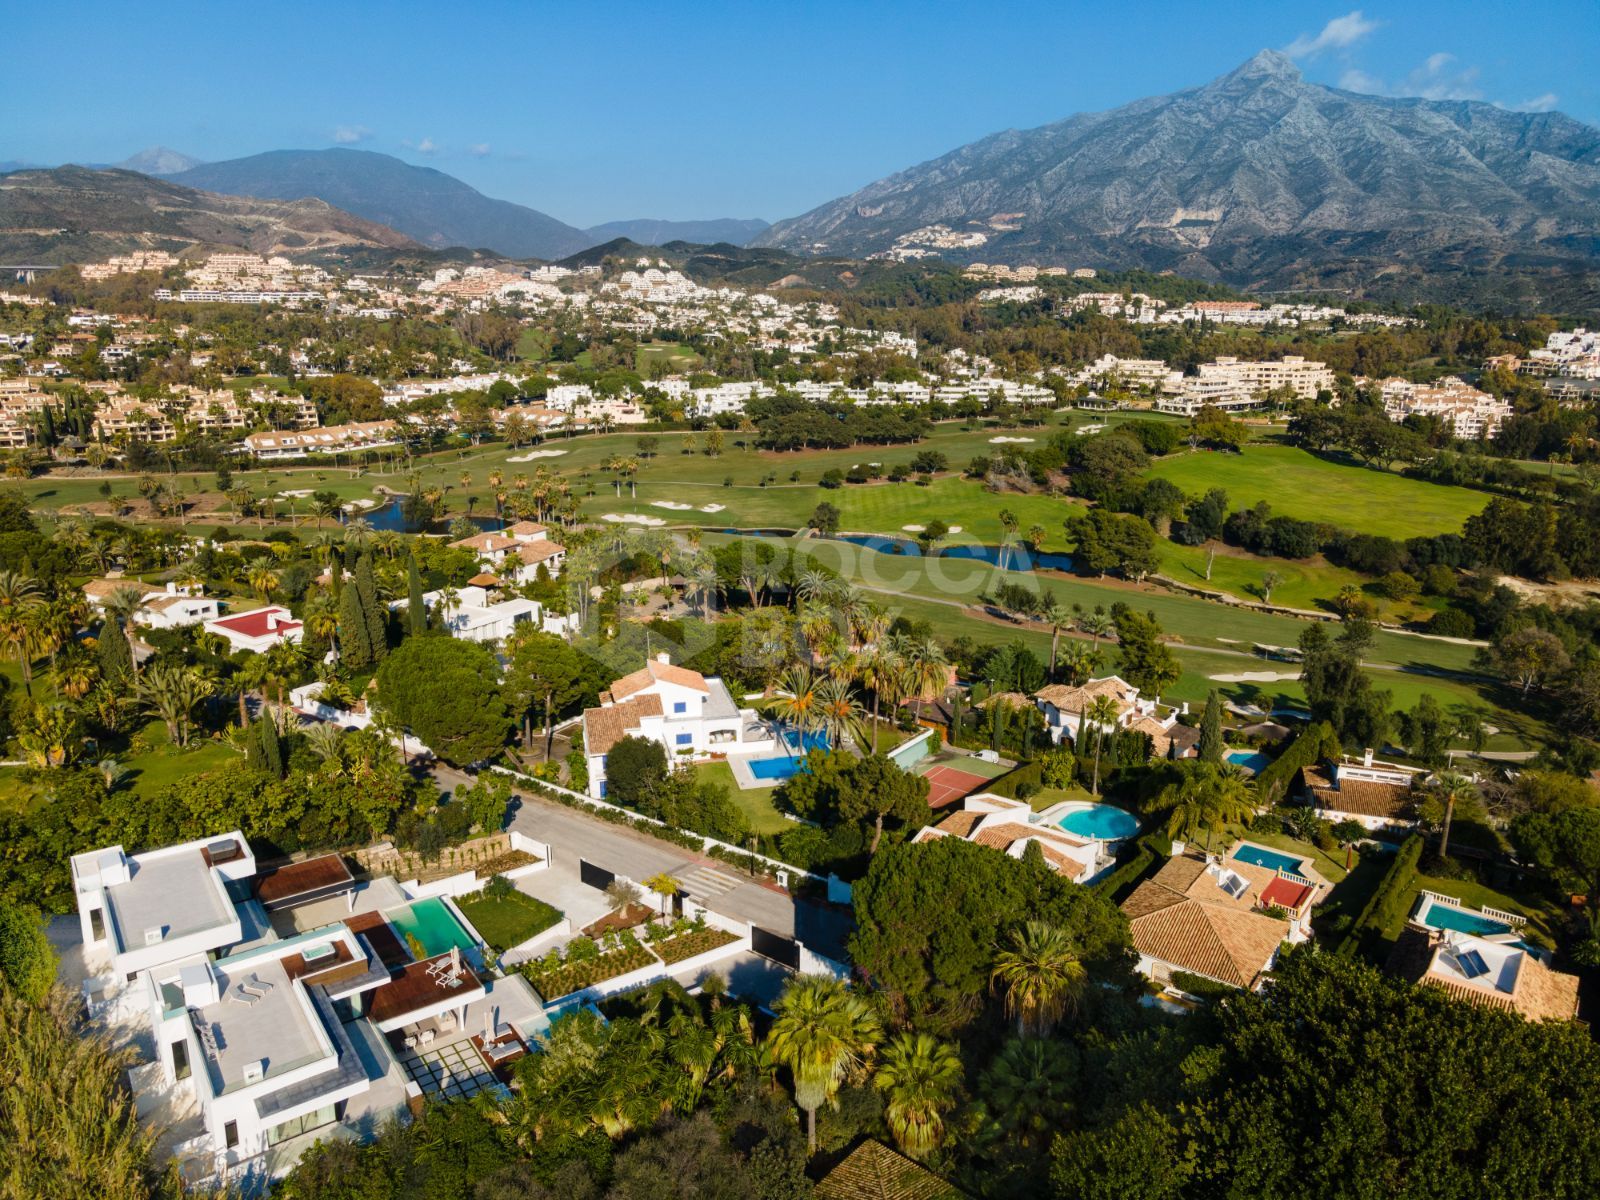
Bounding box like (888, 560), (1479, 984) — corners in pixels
(1427, 608), (1475, 638)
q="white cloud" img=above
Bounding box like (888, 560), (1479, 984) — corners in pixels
(1284, 10), (1380, 59)
(416, 137), (438, 155)
(332, 125), (371, 145)
(468, 143), (491, 158)
(1339, 52), (1482, 101)
(1509, 92), (1559, 113)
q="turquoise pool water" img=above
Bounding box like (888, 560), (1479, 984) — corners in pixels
(1423, 902), (1513, 937)
(1058, 804), (1140, 840)
(1225, 749), (1273, 774)
(388, 897), (478, 958)
(747, 731), (830, 782)
(1232, 844), (1307, 875)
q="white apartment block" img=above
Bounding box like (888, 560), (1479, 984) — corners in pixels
(1156, 356), (1334, 416)
(1379, 376), (1511, 440)
(241, 420), (399, 459)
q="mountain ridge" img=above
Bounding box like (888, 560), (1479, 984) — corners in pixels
(0, 165), (419, 263)
(755, 51), (1600, 307)
(169, 148), (593, 259)
(584, 216), (769, 247)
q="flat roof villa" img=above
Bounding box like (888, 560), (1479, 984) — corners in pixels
(912, 793), (1105, 882)
(69, 834), (550, 1186)
(1387, 927), (1579, 1022)
(581, 653), (777, 798)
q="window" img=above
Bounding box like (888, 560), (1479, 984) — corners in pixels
(171, 1040), (190, 1082)
(598, 780), (608, 798)
(675, 733), (693, 746)
(268, 1104), (336, 1146)
(673, 701), (687, 714)
(88, 908), (105, 941)
(223, 1121), (239, 1150)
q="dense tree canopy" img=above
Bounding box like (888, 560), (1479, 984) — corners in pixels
(374, 636), (512, 764)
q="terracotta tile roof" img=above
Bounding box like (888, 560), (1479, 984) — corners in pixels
(467, 573), (503, 587)
(1312, 776), (1414, 819)
(979, 691), (1031, 711)
(583, 693), (664, 756)
(815, 1140), (966, 1200)
(608, 659), (709, 700)
(1033, 676), (1136, 711)
(1260, 876), (1314, 912)
(516, 539), (566, 564)
(84, 578), (148, 600)
(450, 531), (519, 553)
(1123, 884), (1289, 989)
(931, 811), (982, 837)
(504, 520), (547, 537)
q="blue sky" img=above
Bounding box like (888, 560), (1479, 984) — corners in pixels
(3, 2), (1595, 226)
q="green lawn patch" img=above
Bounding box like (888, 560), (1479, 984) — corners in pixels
(121, 721), (240, 798)
(455, 889), (563, 955)
(1382, 872), (1559, 947)
(1144, 445), (1489, 539)
(694, 761), (790, 835)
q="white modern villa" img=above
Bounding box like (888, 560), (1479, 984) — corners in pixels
(69, 834), (547, 1186)
(83, 578), (221, 629)
(581, 654), (778, 798)
(390, 583), (577, 644)
(1033, 675), (1196, 759)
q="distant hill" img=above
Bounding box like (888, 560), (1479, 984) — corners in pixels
(584, 217), (769, 247)
(115, 146), (205, 176)
(758, 50), (1600, 311)
(0, 165), (418, 262)
(169, 149), (593, 259)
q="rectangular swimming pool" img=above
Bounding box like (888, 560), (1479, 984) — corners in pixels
(387, 897), (479, 959)
(1422, 902), (1513, 937)
(1232, 844), (1308, 875)
(745, 731), (829, 782)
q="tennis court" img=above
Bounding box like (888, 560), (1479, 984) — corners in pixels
(916, 753), (1012, 808)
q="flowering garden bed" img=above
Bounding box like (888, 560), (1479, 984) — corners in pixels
(652, 927), (740, 965)
(522, 933), (656, 1000)
(477, 848), (541, 876)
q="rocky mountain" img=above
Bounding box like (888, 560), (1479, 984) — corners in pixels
(168, 149), (592, 259)
(756, 51), (1600, 307)
(115, 146), (205, 176)
(584, 216), (769, 247)
(0, 165), (418, 262)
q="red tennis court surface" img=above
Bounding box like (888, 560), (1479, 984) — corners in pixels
(920, 764), (994, 809)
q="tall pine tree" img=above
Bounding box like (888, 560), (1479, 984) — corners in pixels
(354, 554), (387, 661)
(338, 578), (373, 669)
(97, 618), (132, 689)
(1198, 689), (1225, 762)
(406, 553), (428, 638)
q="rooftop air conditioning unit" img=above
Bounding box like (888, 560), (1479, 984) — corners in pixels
(242, 1059), (265, 1084)
(144, 926), (164, 945)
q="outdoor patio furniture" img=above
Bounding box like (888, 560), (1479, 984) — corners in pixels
(228, 984), (260, 1006)
(403, 1034), (417, 1050)
(436, 1012), (456, 1032)
(418, 1028), (435, 1046)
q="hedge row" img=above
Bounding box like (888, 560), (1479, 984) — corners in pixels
(1091, 835), (1162, 903)
(1338, 832), (1423, 957)
(1255, 721), (1340, 804)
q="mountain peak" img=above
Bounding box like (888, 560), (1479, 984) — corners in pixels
(1222, 49), (1301, 85)
(116, 146), (204, 176)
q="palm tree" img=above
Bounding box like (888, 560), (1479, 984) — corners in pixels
(854, 642), (898, 754)
(247, 564), (280, 603)
(1429, 770), (1477, 863)
(137, 663), (212, 748)
(874, 1032), (964, 1160)
(642, 873), (679, 917)
(1079, 610), (1114, 654)
(976, 1037), (1078, 1151)
(303, 721), (346, 769)
(990, 921), (1087, 1037)
(814, 676), (869, 749)
(1044, 601), (1074, 680)
(767, 974), (882, 1151)
(1084, 693), (1120, 796)
(99, 584), (148, 685)
(0, 570), (44, 696)
(1057, 639), (1098, 686)
(1152, 762), (1258, 852)
(772, 666), (824, 741)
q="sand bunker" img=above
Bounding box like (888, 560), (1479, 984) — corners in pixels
(651, 501), (694, 511)
(506, 449), (567, 462)
(902, 524), (925, 533)
(1209, 671), (1301, 683)
(601, 513), (666, 526)
(277, 489), (315, 498)
(989, 435), (1035, 443)
(699, 503), (725, 513)
(342, 498), (378, 511)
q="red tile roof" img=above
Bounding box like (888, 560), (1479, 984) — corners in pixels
(210, 607), (301, 638)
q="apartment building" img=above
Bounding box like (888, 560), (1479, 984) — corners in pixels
(1378, 376), (1511, 440)
(241, 420), (400, 459)
(1156, 356), (1335, 416)
(93, 398), (177, 443)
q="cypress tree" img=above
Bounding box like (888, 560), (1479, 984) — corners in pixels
(257, 714), (283, 778)
(1198, 689), (1225, 763)
(327, 548), (343, 605)
(97, 618), (132, 689)
(354, 554), (387, 661)
(338, 578), (372, 669)
(406, 553), (428, 638)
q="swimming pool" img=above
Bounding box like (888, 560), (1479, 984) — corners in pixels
(745, 731), (829, 782)
(1225, 749), (1273, 774)
(1057, 804), (1141, 840)
(387, 897), (479, 959)
(1422, 902), (1513, 937)
(1232, 844), (1308, 875)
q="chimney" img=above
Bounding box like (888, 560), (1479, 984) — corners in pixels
(180, 963), (219, 1007)
(242, 1059), (266, 1084)
(1171, 840), (1187, 857)
(656, 651), (671, 665)
(1363, 747), (1374, 767)
(167, 581), (177, 594)
(266, 611), (279, 631)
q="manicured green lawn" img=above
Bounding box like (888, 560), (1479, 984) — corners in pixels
(1144, 445), (1490, 538)
(634, 341), (700, 373)
(455, 889), (563, 954)
(121, 721), (240, 798)
(693, 761), (790, 835)
(1155, 541), (1406, 619)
